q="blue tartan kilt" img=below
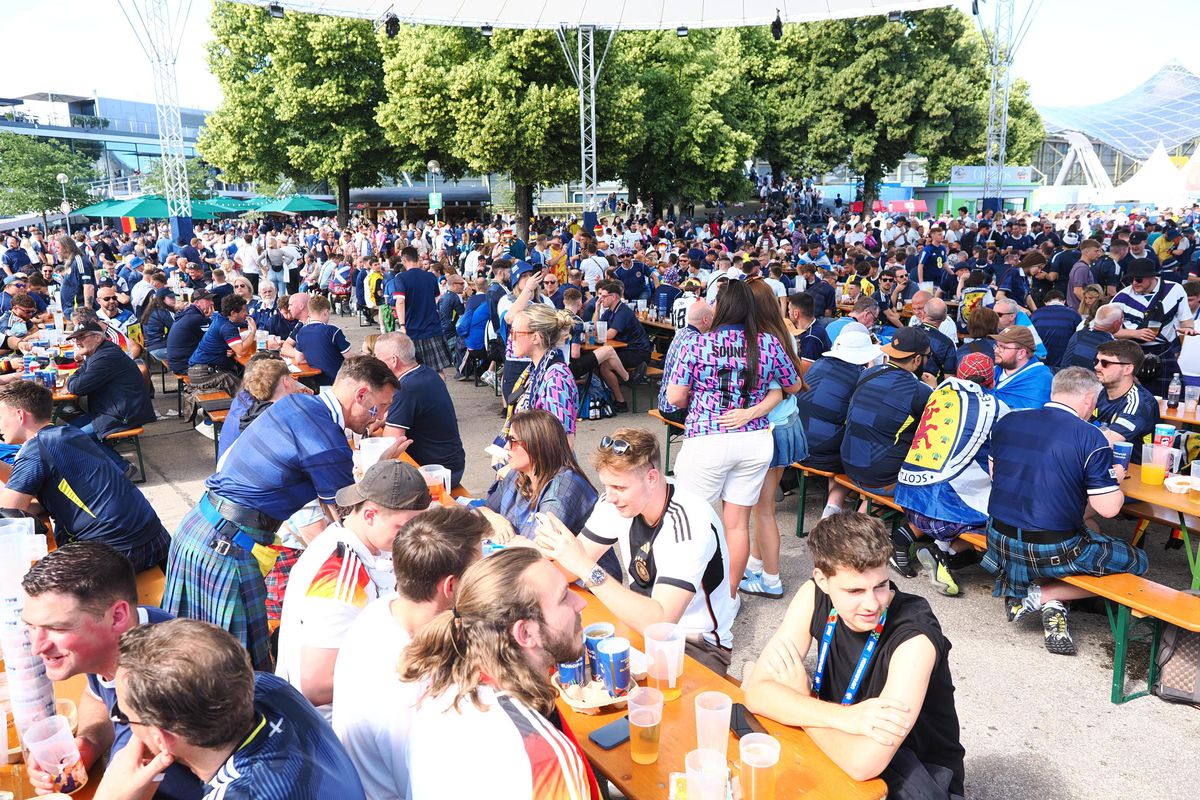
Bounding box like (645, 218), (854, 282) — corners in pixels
(980, 521), (1149, 600)
(161, 505), (273, 671)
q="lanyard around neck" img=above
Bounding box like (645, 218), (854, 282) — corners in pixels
(811, 607), (888, 705)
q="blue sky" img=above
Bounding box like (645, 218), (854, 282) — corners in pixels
(4, 0), (1196, 112)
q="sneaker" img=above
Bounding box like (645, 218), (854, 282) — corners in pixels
(739, 574), (784, 599)
(628, 362), (649, 384)
(1041, 601), (1076, 655)
(947, 548), (981, 570)
(742, 566), (762, 581)
(613, 400), (629, 413)
(481, 370), (496, 388)
(1006, 596), (1039, 624)
(916, 548), (960, 596)
(889, 542), (918, 579)
(194, 420), (215, 440)
(820, 503), (842, 520)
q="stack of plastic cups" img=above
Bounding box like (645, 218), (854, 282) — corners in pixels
(0, 519), (52, 759)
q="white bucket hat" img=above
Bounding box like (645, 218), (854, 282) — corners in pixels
(824, 323), (883, 365)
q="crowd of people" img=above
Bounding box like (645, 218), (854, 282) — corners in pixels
(2, 198), (1199, 800)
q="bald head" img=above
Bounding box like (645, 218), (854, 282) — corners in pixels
(288, 292), (309, 320)
(687, 300), (715, 332)
(1092, 303), (1123, 333)
(925, 298), (948, 324)
(911, 290), (932, 305)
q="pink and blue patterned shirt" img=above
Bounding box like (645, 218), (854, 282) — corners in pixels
(667, 325), (800, 438)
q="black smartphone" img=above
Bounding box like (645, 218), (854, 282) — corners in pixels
(730, 703), (768, 739)
(588, 716), (631, 750)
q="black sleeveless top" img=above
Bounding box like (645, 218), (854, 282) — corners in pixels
(809, 583), (965, 795)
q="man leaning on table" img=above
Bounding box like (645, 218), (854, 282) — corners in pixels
(744, 513), (965, 799)
(20, 542), (204, 800)
(534, 427), (738, 674)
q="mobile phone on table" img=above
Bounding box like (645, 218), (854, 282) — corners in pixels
(588, 716), (631, 750)
(730, 703), (767, 739)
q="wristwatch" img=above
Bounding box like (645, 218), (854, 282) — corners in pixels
(584, 564), (608, 589)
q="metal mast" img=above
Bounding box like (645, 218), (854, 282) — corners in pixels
(976, 0), (1040, 208)
(558, 26), (615, 219)
(119, 0), (193, 229)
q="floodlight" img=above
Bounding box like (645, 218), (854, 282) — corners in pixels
(771, 12), (783, 41)
(676, 26), (688, 37)
(385, 14), (400, 38)
(267, 3), (285, 19)
(887, 11), (903, 22)
(481, 24), (494, 37)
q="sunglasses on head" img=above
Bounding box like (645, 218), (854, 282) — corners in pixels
(598, 436), (631, 455)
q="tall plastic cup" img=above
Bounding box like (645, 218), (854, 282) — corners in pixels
(685, 748), (728, 800)
(595, 321), (608, 343)
(22, 714), (88, 794)
(417, 464), (451, 503)
(642, 622), (685, 702)
(1141, 445), (1167, 486)
(1111, 442), (1133, 471)
(694, 691), (732, 757)
(627, 687), (663, 765)
(739, 733), (781, 800)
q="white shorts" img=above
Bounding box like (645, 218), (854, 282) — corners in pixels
(675, 429), (773, 507)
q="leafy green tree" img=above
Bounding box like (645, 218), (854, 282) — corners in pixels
(198, 4), (397, 226)
(609, 29), (759, 216)
(378, 26), (643, 239)
(0, 132), (97, 229)
(748, 8), (1032, 207)
(926, 78), (1044, 182)
(140, 156), (215, 200)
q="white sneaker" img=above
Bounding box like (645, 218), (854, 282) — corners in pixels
(195, 420), (215, 440)
(481, 371), (496, 388)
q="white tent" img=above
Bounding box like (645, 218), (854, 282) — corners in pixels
(234, 0), (955, 29)
(1110, 141), (1188, 206)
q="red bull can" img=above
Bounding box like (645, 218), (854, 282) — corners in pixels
(583, 622), (614, 681)
(596, 636), (631, 697)
(556, 657), (586, 687)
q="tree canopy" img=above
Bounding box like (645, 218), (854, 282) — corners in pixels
(140, 156), (215, 201)
(0, 132), (97, 225)
(198, 3), (397, 225)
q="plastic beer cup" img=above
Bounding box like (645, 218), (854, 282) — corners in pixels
(627, 687), (663, 765)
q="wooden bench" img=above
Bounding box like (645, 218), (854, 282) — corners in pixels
(628, 366), (664, 413)
(789, 463), (840, 539)
(647, 409), (685, 475)
(958, 531), (1200, 703)
(196, 391), (233, 464)
(104, 427), (146, 483)
(174, 372), (189, 415)
(137, 566), (166, 607)
(832, 474), (905, 519)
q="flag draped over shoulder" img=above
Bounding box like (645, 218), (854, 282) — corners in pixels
(895, 377), (996, 525)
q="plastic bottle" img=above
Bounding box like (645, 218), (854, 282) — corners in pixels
(47, 361), (58, 391)
(1168, 374), (1182, 410)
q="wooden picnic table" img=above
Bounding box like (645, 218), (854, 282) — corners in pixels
(1156, 400), (1200, 429)
(639, 317), (676, 335)
(1121, 463), (1200, 590)
(558, 588), (886, 800)
(583, 339), (626, 352)
(234, 345), (323, 380)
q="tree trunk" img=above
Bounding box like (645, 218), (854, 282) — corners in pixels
(769, 161), (786, 185)
(514, 183), (533, 243)
(860, 166), (884, 219)
(336, 172), (350, 229)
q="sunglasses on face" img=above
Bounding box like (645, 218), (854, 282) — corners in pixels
(1094, 358), (1130, 368)
(598, 436), (631, 455)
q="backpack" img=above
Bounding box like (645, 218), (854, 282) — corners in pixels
(1154, 603), (1200, 707)
(577, 373), (615, 420)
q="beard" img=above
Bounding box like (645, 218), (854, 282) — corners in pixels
(542, 613), (584, 664)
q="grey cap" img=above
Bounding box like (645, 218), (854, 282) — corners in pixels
(334, 460), (431, 510)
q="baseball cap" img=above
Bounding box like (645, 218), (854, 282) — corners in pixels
(882, 326), (930, 359)
(1124, 257), (1159, 279)
(510, 260), (539, 283)
(1128, 231), (1148, 245)
(957, 352), (995, 388)
(680, 278), (703, 292)
(3, 275), (25, 286)
(334, 460), (431, 510)
(65, 321), (106, 340)
(824, 325), (883, 365)
(155, 287), (177, 300)
(190, 288), (213, 302)
(991, 325), (1036, 352)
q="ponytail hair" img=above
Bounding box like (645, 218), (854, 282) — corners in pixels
(399, 548), (559, 716)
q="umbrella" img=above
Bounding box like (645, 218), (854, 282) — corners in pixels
(74, 198), (126, 217)
(102, 195), (224, 220)
(253, 195), (337, 214)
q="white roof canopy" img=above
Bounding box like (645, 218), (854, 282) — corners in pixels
(231, 0), (954, 29)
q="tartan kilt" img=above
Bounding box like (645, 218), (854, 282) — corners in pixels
(413, 334), (453, 371)
(981, 522), (1149, 600)
(263, 545), (303, 621)
(161, 505), (273, 671)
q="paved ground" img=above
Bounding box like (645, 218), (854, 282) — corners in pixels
(133, 317), (1200, 799)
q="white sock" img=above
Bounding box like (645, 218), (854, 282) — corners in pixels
(935, 540), (955, 554)
(821, 503), (842, 519)
(746, 556), (764, 575)
(1023, 585), (1043, 611)
(762, 572), (782, 587)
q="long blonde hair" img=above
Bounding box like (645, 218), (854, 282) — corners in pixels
(399, 548), (557, 715)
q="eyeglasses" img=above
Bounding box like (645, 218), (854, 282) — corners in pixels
(598, 436), (631, 455)
(1094, 358), (1131, 368)
(110, 700), (145, 727)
